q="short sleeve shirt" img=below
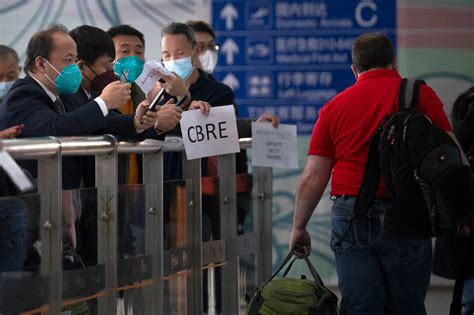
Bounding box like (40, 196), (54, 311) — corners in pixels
(308, 69), (452, 197)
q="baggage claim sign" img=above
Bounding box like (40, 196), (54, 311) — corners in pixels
(212, 1), (396, 134)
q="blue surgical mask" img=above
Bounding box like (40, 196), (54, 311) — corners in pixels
(44, 59), (82, 94)
(163, 55), (194, 80)
(114, 56), (145, 83)
(0, 81), (15, 99)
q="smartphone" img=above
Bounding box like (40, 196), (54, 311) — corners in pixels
(149, 88), (166, 112)
(176, 94), (189, 109)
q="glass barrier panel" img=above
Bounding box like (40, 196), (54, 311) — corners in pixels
(236, 174), (253, 235)
(163, 179), (190, 315)
(62, 187), (104, 315)
(116, 183), (148, 314)
(202, 176), (220, 314)
(0, 193), (46, 314)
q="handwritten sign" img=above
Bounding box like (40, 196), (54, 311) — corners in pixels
(180, 105), (239, 160)
(251, 123), (298, 169)
(135, 60), (172, 94)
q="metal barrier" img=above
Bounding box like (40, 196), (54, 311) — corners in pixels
(0, 135), (273, 315)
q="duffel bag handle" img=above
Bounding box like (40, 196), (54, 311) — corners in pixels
(263, 247), (325, 288)
(283, 253), (324, 288)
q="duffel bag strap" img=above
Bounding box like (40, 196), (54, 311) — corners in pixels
(280, 250), (325, 288)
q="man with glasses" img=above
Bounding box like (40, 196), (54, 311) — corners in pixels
(186, 20), (219, 75)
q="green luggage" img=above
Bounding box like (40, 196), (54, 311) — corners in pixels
(246, 249), (339, 315)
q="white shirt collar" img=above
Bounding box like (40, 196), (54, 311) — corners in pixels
(29, 73), (57, 102)
(82, 87), (92, 100)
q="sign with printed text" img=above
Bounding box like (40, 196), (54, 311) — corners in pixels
(251, 122), (298, 169)
(180, 105), (240, 160)
(212, 0), (396, 134)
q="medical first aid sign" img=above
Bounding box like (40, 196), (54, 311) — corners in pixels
(180, 105), (240, 160)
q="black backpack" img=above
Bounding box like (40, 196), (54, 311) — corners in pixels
(354, 79), (473, 238)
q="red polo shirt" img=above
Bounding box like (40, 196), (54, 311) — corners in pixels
(308, 69), (452, 197)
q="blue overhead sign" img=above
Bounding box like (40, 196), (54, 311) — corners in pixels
(212, 1), (396, 134)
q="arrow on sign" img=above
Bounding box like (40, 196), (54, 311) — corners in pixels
(221, 38), (239, 65)
(220, 3), (238, 30)
(222, 73), (240, 91)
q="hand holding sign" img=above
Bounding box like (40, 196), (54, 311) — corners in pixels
(180, 105), (239, 160)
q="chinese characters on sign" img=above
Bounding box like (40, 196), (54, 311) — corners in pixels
(212, 0), (396, 134)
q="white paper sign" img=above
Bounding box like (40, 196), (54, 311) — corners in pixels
(135, 60), (172, 94)
(251, 123), (298, 169)
(180, 105), (240, 160)
(0, 150), (34, 192)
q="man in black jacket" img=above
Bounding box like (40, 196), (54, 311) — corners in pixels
(2, 24), (159, 270)
(60, 25), (182, 264)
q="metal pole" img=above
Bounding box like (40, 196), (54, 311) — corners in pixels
(253, 166), (273, 285)
(218, 153), (239, 315)
(182, 154), (202, 315)
(143, 149), (164, 315)
(95, 135), (118, 314)
(38, 138), (62, 315)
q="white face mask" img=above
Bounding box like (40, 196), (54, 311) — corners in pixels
(0, 81), (15, 100)
(198, 50), (218, 74)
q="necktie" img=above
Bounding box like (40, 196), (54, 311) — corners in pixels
(53, 97), (66, 114)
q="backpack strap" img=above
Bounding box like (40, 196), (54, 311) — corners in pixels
(398, 78), (425, 111)
(353, 131), (382, 219)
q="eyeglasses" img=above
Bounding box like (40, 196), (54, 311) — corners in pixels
(197, 41), (219, 52)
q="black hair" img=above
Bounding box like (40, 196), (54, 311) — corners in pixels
(0, 45), (19, 62)
(451, 87), (474, 130)
(352, 33), (394, 73)
(24, 24), (69, 73)
(186, 20), (215, 40)
(161, 22), (196, 47)
(69, 25), (115, 64)
(107, 24), (145, 47)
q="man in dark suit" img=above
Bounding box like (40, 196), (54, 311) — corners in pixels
(1, 24), (159, 268)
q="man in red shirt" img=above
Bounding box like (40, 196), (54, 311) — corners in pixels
(289, 33), (454, 314)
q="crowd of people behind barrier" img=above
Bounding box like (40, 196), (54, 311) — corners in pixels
(0, 20), (279, 313)
(0, 19), (473, 315)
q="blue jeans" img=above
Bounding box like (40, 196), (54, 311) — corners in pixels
(0, 197), (27, 272)
(330, 196), (432, 315)
(463, 279), (474, 315)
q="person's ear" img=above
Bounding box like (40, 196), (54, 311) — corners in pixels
(35, 56), (46, 73)
(77, 60), (86, 72)
(351, 65), (359, 80)
(194, 43), (202, 56)
(391, 56), (397, 70)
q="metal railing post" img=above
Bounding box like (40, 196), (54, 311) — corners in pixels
(218, 153), (239, 315)
(37, 138), (62, 315)
(253, 166), (273, 285)
(182, 154), (202, 315)
(95, 135), (118, 313)
(143, 148), (164, 315)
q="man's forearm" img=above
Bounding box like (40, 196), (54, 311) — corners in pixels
(293, 156), (333, 229)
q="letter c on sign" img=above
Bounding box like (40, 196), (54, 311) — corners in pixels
(355, 1), (378, 28)
(188, 126), (196, 143)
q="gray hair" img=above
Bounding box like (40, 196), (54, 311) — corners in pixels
(161, 22), (196, 47)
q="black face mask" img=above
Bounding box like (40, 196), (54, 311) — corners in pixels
(90, 69), (118, 93)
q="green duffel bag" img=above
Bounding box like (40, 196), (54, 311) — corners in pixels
(246, 249), (339, 315)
